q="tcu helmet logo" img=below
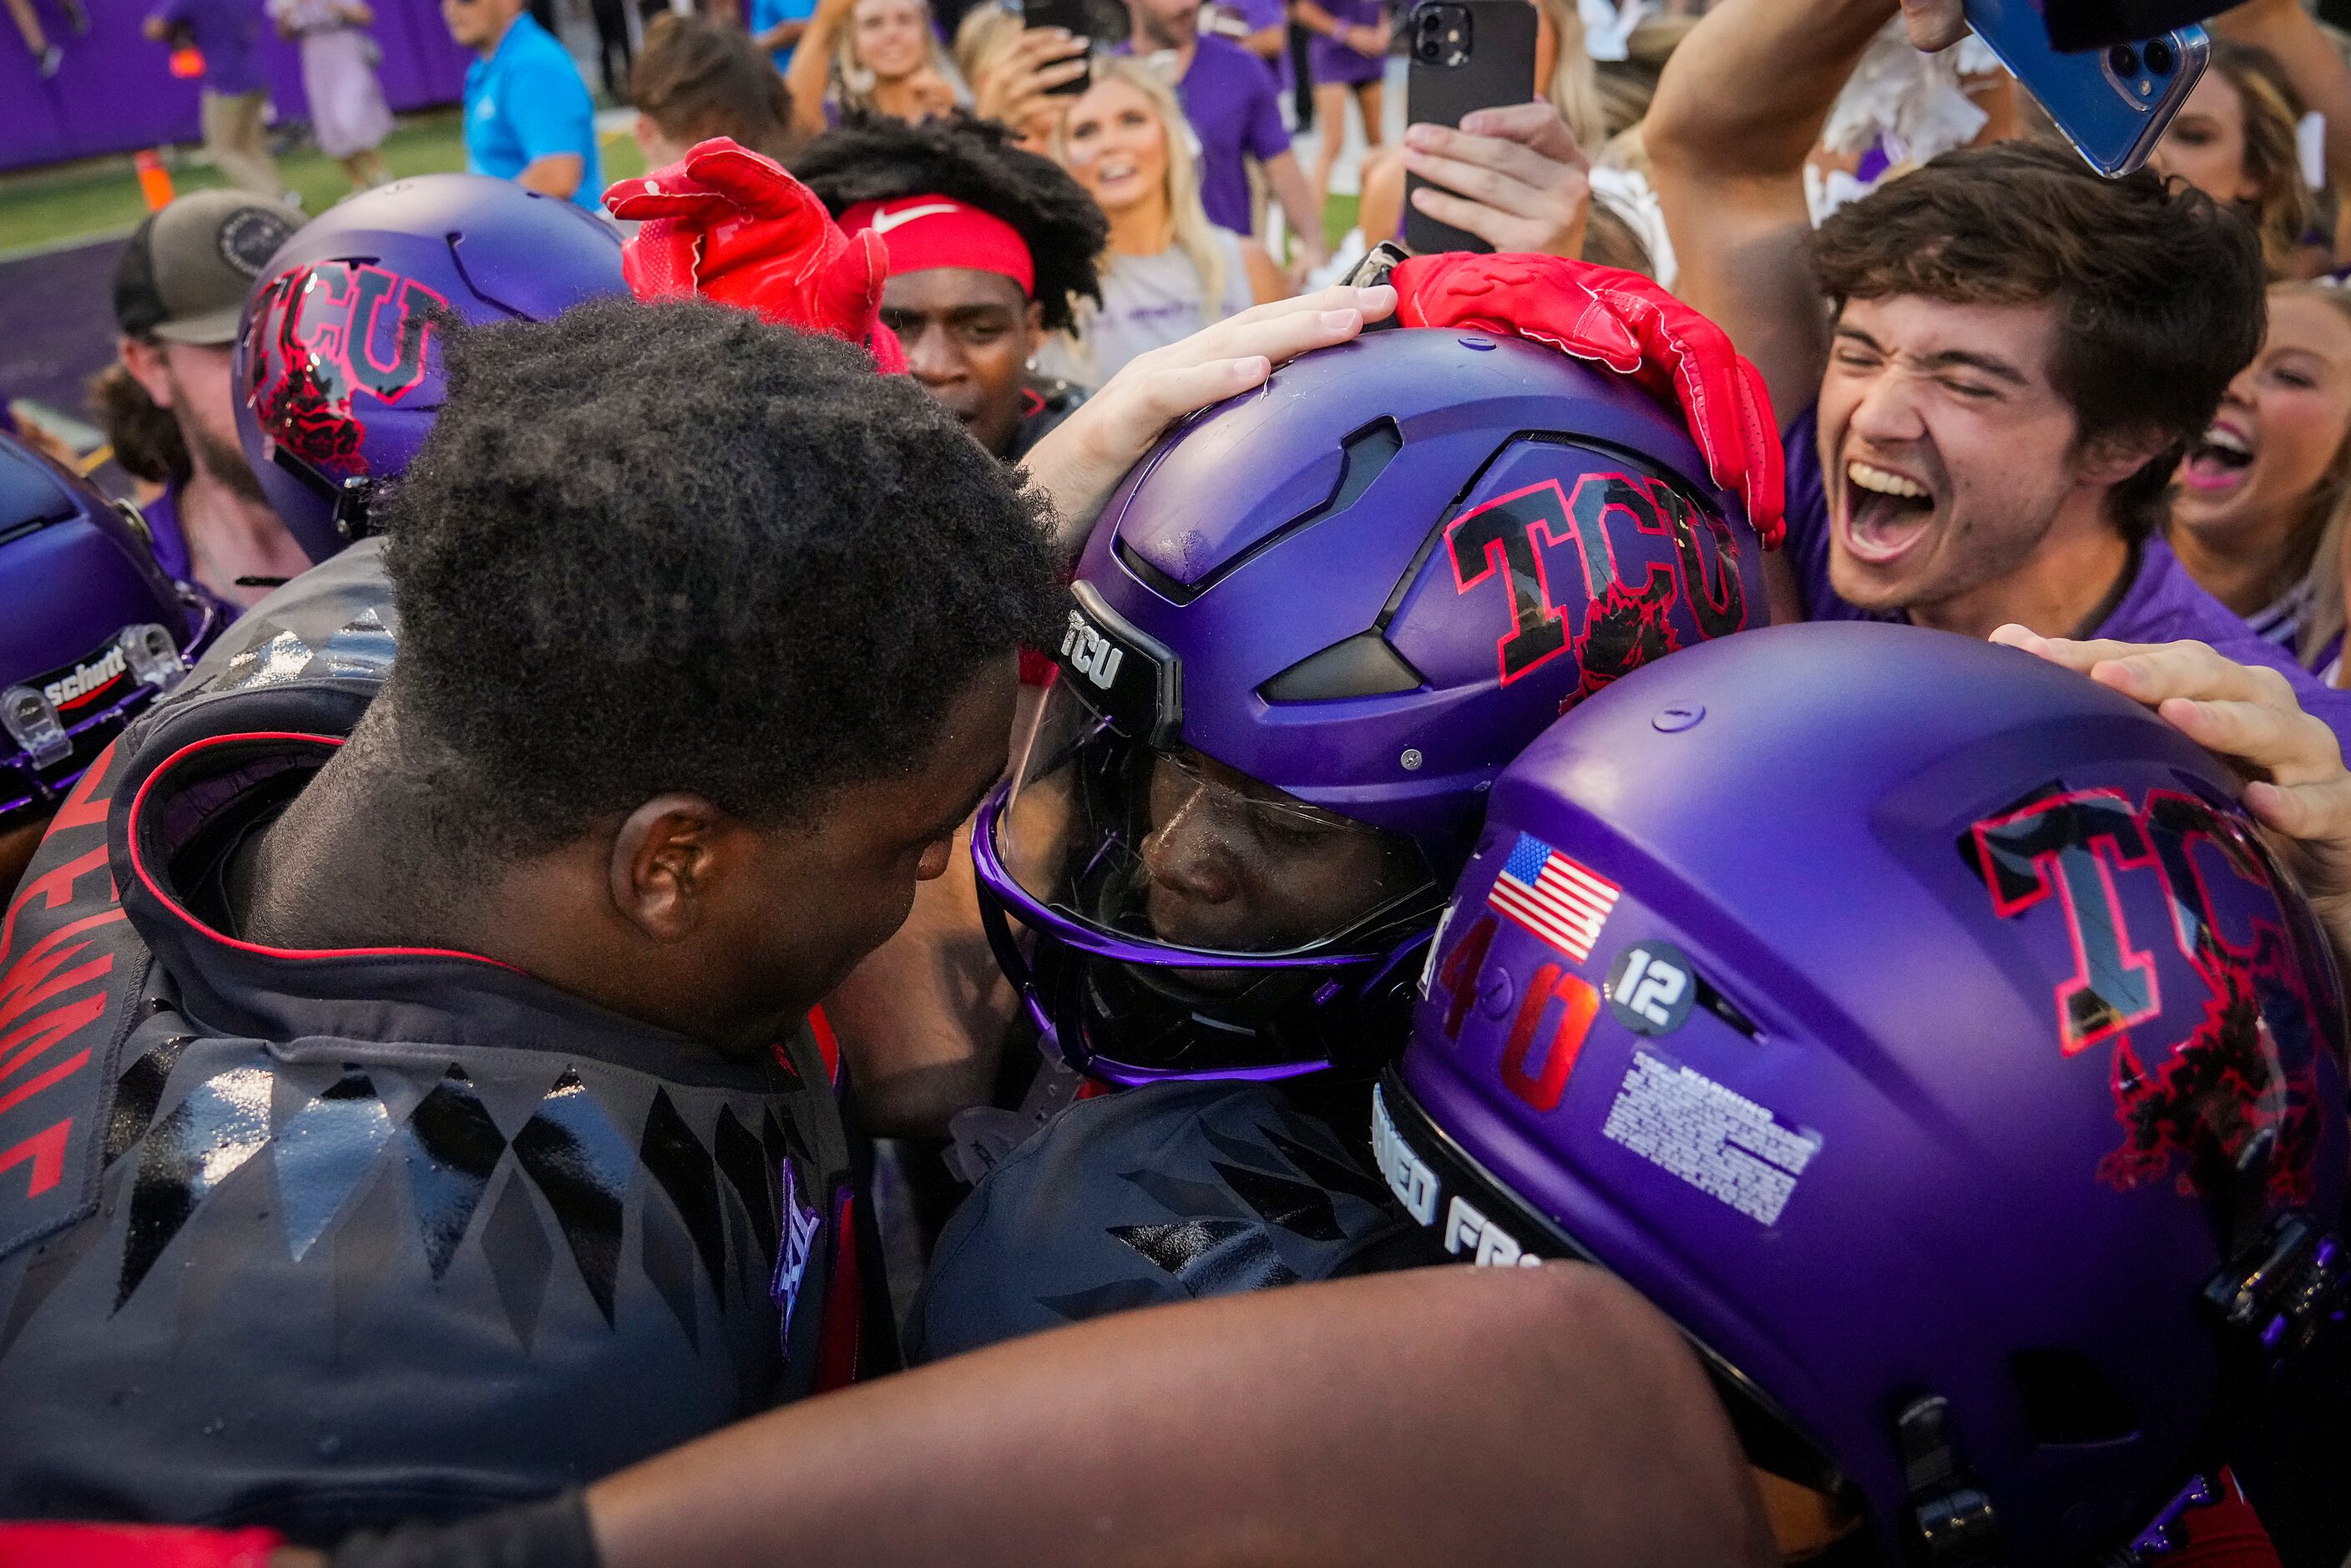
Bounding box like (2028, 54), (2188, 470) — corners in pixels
(244, 262), (450, 476)
(1060, 609), (1125, 690)
(1972, 787), (2328, 1202)
(1445, 473), (1747, 699)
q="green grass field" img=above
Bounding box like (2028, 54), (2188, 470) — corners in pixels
(0, 108), (650, 257)
(0, 107), (1357, 258)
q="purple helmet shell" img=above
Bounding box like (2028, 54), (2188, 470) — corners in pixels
(233, 174), (627, 564)
(973, 326), (1768, 1083)
(0, 433), (217, 833)
(1378, 620), (2350, 1565)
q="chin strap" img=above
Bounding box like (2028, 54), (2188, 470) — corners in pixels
(1894, 1395), (2004, 1568)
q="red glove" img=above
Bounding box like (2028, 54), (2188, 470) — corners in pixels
(2161, 1472), (2283, 1568)
(1391, 252), (1783, 547)
(603, 138), (908, 374)
(0, 1523), (283, 1567)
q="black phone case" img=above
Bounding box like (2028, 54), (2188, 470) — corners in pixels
(1403, 0), (1540, 255)
(1021, 0), (1093, 92)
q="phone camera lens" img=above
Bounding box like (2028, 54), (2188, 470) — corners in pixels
(2143, 36), (2174, 72)
(2107, 43), (2140, 74)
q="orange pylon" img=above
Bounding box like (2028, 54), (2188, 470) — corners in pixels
(134, 149), (174, 211)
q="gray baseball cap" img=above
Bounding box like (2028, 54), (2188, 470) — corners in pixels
(111, 188), (304, 346)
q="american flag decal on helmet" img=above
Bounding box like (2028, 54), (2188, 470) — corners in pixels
(1489, 832), (1620, 963)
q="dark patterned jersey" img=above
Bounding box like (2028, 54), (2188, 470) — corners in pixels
(0, 552), (859, 1539)
(906, 1077), (1433, 1363)
(1005, 378), (1087, 463)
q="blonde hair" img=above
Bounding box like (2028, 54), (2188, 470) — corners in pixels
(1056, 55), (1230, 313)
(833, 0), (949, 109)
(953, 0), (1020, 87)
(2263, 281), (2351, 668)
(1532, 0), (1608, 152)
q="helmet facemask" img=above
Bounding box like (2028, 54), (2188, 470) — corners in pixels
(976, 599), (1442, 1083)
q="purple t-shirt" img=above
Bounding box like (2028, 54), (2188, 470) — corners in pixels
(138, 479), (240, 627)
(1221, 0), (1289, 89)
(1307, 0), (1385, 86)
(154, 0), (269, 95)
(1176, 35), (1291, 236)
(1782, 407), (2351, 738)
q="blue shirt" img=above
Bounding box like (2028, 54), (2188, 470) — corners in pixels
(746, 0), (817, 71)
(152, 0), (268, 96)
(463, 13), (602, 210)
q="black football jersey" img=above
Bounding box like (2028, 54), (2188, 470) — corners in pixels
(0, 550), (860, 1539)
(908, 1078), (1433, 1363)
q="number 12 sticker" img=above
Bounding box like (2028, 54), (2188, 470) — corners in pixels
(1605, 941), (1696, 1036)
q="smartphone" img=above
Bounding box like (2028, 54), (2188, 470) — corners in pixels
(1020, 0), (1092, 94)
(1962, 0), (2207, 176)
(1403, 0), (1540, 255)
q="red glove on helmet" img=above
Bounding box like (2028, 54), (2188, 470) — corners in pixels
(1390, 252), (1783, 547)
(0, 1523), (284, 1568)
(604, 138), (908, 374)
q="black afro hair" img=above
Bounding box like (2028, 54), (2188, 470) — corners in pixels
(377, 298), (1062, 854)
(791, 111), (1105, 335)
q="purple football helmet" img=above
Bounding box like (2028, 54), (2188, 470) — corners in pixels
(972, 326), (1767, 1084)
(233, 174), (627, 564)
(1, 433), (217, 835)
(1377, 620), (2351, 1566)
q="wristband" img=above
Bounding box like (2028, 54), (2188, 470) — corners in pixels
(326, 1491), (598, 1568)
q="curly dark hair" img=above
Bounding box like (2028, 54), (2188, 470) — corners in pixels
(1811, 139), (2266, 543)
(791, 111), (1106, 334)
(377, 298), (1061, 855)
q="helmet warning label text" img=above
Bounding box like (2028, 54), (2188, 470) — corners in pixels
(1600, 1050), (1821, 1226)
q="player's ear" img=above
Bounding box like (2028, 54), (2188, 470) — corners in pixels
(608, 792), (732, 942)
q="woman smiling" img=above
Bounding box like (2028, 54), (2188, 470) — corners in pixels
(2169, 281), (2351, 669)
(1036, 57), (1284, 386)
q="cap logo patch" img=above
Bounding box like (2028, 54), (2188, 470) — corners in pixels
(218, 207), (296, 277)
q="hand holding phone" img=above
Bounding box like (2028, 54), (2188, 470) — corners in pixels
(1961, 0), (2207, 175)
(1403, 0), (1540, 254)
(1019, 0), (1093, 94)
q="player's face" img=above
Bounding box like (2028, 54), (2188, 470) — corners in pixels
(1062, 78), (1170, 219)
(1818, 295), (2112, 624)
(882, 268), (1043, 459)
(723, 660), (1019, 1029)
(1137, 748), (1402, 971)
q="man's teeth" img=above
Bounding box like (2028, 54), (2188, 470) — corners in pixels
(1847, 460), (1928, 500)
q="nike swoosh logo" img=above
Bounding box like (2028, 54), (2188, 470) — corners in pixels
(871, 202), (960, 235)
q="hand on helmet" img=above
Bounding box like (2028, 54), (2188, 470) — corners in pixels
(0, 1522), (294, 1567)
(603, 138), (906, 372)
(1020, 283), (1399, 558)
(1992, 628), (2351, 964)
(1389, 252), (1782, 545)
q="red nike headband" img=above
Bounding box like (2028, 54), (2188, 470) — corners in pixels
(839, 195), (1036, 297)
